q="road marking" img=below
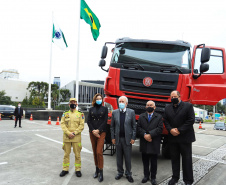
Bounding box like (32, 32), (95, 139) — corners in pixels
(0, 141), (34, 156)
(35, 134), (92, 154)
(159, 144), (226, 185)
(61, 167), (74, 185)
(197, 129), (206, 133)
(0, 162), (8, 165)
(0, 128), (61, 133)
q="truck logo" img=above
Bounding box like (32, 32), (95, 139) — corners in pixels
(143, 77), (153, 87)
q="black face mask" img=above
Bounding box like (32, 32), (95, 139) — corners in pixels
(171, 98), (179, 104)
(146, 107), (154, 113)
(70, 104), (77, 109)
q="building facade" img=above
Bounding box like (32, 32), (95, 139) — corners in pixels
(61, 80), (104, 103)
(53, 77), (61, 88)
(0, 69), (19, 79)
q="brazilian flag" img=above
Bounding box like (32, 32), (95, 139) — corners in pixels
(80, 0), (101, 41)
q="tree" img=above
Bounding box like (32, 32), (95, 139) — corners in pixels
(60, 89), (71, 102)
(27, 81), (48, 101)
(0, 90), (12, 105)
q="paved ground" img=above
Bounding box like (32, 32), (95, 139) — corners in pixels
(0, 119), (226, 185)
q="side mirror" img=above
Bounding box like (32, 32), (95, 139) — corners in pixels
(99, 59), (106, 67)
(200, 63), (209, 73)
(201, 48), (210, 63)
(101, 45), (108, 59)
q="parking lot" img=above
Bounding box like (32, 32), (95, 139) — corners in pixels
(0, 119), (226, 185)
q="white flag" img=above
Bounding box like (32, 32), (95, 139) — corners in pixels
(52, 18), (68, 50)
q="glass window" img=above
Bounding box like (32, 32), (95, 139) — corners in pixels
(111, 42), (191, 69)
(194, 48), (223, 74)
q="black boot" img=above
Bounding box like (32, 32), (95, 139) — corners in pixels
(93, 167), (99, 178)
(98, 169), (103, 182)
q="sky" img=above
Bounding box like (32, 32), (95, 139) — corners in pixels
(0, 0), (226, 87)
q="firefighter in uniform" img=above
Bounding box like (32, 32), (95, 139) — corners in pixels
(59, 98), (85, 177)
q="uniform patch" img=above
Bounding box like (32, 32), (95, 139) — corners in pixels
(82, 114), (84, 119)
(62, 114), (65, 117)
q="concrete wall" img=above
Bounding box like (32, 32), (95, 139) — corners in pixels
(0, 78), (30, 102)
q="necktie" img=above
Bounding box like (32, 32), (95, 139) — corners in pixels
(148, 115), (151, 122)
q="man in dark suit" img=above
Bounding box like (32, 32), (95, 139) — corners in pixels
(163, 90), (195, 185)
(110, 96), (136, 183)
(137, 100), (163, 185)
(14, 102), (23, 128)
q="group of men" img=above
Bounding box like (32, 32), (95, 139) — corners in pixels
(60, 90), (195, 185)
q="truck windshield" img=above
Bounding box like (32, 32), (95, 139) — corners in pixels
(111, 42), (191, 69)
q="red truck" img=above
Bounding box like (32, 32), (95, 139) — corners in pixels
(99, 37), (226, 158)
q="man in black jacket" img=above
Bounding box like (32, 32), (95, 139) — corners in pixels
(137, 100), (163, 185)
(14, 102), (23, 128)
(163, 91), (195, 185)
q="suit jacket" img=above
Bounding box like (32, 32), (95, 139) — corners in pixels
(163, 101), (195, 143)
(137, 112), (163, 154)
(110, 108), (136, 145)
(87, 105), (108, 132)
(14, 107), (23, 117)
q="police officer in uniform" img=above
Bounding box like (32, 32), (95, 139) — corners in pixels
(59, 98), (85, 177)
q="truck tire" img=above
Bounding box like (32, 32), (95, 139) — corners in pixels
(162, 136), (171, 159)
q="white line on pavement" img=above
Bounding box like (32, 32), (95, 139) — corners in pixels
(192, 154), (226, 164)
(197, 129), (206, 133)
(0, 162), (8, 165)
(0, 128), (61, 133)
(0, 141), (35, 156)
(61, 167), (74, 185)
(35, 134), (92, 154)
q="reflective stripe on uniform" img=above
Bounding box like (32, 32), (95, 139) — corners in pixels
(74, 163), (81, 167)
(62, 143), (64, 146)
(63, 163), (70, 167)
(78, 143), (82, 147)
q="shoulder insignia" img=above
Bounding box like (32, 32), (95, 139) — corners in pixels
(82, 114), (84, 119)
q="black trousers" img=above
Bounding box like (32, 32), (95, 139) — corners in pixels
(170, 142), (194, 184)
(15, 116), (22, 127)
(142, 153), (158, 179)
(116, 137), (132, 176)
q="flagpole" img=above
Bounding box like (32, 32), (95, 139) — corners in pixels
(47, 11), (53, 110)
(76, 0), (81, 103)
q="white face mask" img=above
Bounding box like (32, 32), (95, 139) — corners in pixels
(18, 105), (21, 107)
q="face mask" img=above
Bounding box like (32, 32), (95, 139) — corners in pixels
(146, 107), (154, 113)
(70, 104), (77, 109)
(18, 105), (21, 108)
(171, 98), (179, 104)
(96, 100), (102, 105)
(119, 103), (125, 110)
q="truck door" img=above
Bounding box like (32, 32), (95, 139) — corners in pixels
(190, 46), (226, 105)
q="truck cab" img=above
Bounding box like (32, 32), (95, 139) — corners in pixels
(99, 37), (226, 157)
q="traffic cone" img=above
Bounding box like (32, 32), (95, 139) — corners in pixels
(30, 114), (33, 121)
(47, 116), (52, 125)
(0, 113), (1, 121)
(199, 121), (202, 129)
(56, 117), (60, 125)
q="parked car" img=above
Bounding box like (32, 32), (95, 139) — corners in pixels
(195, 117), (203, 123)
(0, 105), (15, 119)
(213, 122), (226, 131)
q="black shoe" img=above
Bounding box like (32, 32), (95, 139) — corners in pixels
(115, 174), (123, 180)
(98, 170), (103, 182)
(75, 171), (82, 177)
(127, 176), (134, 183)
(151, 179), (157, 185)
(19, 126), (22, 128)
(93, 167), (99, 178)
(168, 178), (178, 185)
(59, 170), (68, 177)
(14, 126), (16, 128)
(141, 176), (149, 183)
(185, 184), (192, 185)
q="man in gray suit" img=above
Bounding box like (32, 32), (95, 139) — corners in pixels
(110, 96), (136, 183)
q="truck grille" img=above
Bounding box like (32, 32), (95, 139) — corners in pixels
(126, 98), (170, 116)
(120, 69), (179, 96)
